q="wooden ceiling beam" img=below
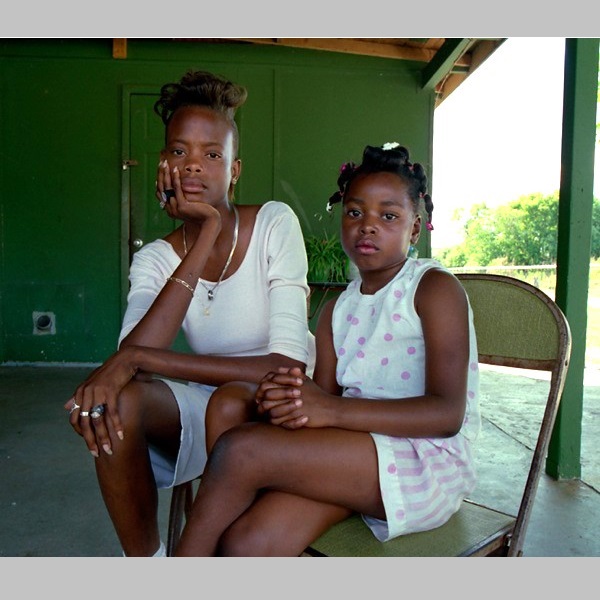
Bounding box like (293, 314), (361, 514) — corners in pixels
(468, 38), (506, 71)
(434, 39), (506, 106)
(111, 37), (504, 105)
(112, 38), (127, 59)
(421, 38), (473, 92)
(228, 38), (438, 62)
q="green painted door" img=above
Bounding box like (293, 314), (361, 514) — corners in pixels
(124, 91), (190, 351)
(129, 93), (179, 262)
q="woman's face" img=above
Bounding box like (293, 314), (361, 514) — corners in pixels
(341, 171), (421, 283)
(161, 105), (241, 205)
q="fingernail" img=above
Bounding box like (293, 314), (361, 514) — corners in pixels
(295, 399), (302, 406)
(117, 430), (124, 440)
(103, 444), (113, 456)
(91, 450), (99, 458)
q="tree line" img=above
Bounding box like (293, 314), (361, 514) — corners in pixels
(436, 192), (600, 267)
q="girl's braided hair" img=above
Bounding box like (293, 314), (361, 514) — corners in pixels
(153, 70), (248, 155)
(327, 143), (434, 230)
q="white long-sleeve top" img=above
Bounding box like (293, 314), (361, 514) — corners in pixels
(119, 201), (315, 370)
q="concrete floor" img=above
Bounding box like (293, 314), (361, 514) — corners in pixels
(1, 364), (599, 557)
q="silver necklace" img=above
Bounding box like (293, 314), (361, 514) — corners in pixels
(182, 204), (239, 312)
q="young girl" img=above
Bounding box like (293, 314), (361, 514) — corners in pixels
(174, 142), (481, 557)
(64, 70), (315, 557)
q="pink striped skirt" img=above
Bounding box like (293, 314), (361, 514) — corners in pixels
(364, 433), (477, 541)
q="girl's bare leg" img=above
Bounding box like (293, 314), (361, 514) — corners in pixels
(175, 422), (384, 556)
(218, 490), (353, 556)
(93, 379), (181, 556)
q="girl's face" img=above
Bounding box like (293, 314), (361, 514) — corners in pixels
(161, 105), (241, 205)
(341, 171), (421, 287)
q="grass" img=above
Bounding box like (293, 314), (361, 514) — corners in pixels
(585, 265), (600, 368)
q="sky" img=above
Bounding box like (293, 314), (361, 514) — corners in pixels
(431, 37), (600, 249)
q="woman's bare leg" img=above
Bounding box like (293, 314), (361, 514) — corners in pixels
(175, 422), (383, 556)
(205, 381), (258, 453)
(93, 379), (181, 556)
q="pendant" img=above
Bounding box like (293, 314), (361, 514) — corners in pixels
(207, 289), (214, 301)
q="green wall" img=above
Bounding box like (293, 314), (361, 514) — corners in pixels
(0, 38), (435, 363)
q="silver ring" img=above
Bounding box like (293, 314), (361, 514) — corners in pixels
(69, 401), (80, 414)
(90, 404), (106, 420)
(80, 411), (90, 417)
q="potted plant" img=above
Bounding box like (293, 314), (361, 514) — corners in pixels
(305, 232), (351, 283)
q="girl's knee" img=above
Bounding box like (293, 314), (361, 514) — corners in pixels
(208, 422), (269, 473)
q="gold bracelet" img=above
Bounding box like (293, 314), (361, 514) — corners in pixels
(166, 276), (195, 296)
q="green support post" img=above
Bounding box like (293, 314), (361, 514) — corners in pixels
(549, 38), (600, 479)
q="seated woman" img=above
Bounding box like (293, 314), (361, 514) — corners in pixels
(65, 69), (315, 557)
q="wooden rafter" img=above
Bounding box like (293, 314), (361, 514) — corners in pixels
(228, 38), (440, 62)
(111, 37), (506, 104)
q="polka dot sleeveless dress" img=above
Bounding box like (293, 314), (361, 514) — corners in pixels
(332, 258), (481, 541)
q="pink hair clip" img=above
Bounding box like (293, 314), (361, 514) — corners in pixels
(426, 222), (434, 231)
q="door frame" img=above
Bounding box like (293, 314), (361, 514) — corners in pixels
(119, 84), (160, 317)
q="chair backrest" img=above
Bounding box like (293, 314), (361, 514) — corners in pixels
(456, 273), (572, 556)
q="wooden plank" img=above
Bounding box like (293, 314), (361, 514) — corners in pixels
(113, 38), (127, 59)
(231, 37), (438, 62)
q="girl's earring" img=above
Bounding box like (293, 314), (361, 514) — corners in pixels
(408, 244), (419, 259)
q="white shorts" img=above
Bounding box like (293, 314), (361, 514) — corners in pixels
(149, 379), (214, 489)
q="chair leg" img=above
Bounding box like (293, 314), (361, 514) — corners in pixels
(166, 481), (193, 556)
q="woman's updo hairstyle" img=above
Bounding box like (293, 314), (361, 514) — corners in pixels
(328, 142), (434, 230)
(154, 70), (248, 156)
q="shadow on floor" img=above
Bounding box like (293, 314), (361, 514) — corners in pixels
(1, 364), (599, 556)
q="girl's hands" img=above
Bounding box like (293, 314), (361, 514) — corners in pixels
(256, 366), (307, 429)
(64, 346), (139, 457)
(256, 366), (333, 430)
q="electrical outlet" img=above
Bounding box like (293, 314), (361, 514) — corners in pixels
(32, 311), (56, 335)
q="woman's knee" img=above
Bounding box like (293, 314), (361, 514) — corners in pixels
(115, 380), (146, 423)
(206, 381), (257, 425)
